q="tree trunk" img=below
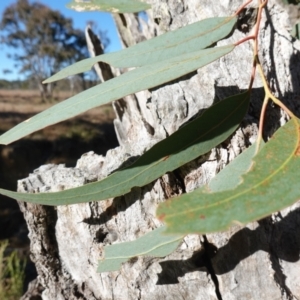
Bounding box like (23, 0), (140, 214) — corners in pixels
(38, 80), (53, 102)
(19, 1), (300, 299)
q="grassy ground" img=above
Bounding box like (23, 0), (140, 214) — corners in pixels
(0, 240), (26, 300)
(0, 89), (116, 138)
(0, 89), (118, 162)
(0, 89), (119, 297)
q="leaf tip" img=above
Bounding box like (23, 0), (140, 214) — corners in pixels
(0, 140), (8, 146)
(43, 78), (51, 84)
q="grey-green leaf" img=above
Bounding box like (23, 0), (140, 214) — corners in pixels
(157, 118), (300, 234)
(0, 91), (249, 205)
(97, 226), (183, 272)
(67, 0), (151, 13)
(97, 138), (258, 273)
(45, 16), (237, 83)
(0, 45), (235, 145)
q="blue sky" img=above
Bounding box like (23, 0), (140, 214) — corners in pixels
(0, 0), (122, 81)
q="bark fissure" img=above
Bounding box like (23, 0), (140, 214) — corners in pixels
(202, 235), (222, 300)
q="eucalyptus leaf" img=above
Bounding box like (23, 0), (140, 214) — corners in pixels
(0, 91), (249, 205)
(0, 45), (235, 145)
(67, 0), (151, 13)
(97, 227), (183, 272)
(45, 16), (237, 83)
(97, 137), (257, 273)
(157, 118), (300, 234)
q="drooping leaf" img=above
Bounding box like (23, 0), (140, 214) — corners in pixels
(0, 91), (249, 205)
(97, 226), (183, 272)
(97, 138), (257, 273)
(44, 16), (237, 83)
(66, 0), (151, 13)
(0, 45), (235, 145)
(157, 118), (300, 234)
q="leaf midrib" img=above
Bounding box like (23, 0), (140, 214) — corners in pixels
(15, 90), (247, 202)
(105, 236), (183, 260)
(164, 119), (300, 218)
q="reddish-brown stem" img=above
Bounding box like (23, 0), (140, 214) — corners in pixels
(256, 54), (296, 152)
(248, 56), (257, 91)
(234, 0), (253, 16)
(235, 0), (280, 152)
(235, 0), (268, 94)
(256, 95), (269, 153)
(253, 0), (268, 57)
(236, 0), (295, 153)
(234, 35), (255, 47)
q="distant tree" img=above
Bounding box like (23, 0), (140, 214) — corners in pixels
(0, 0), (89, 100)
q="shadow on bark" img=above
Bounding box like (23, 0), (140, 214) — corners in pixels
(156, 207), (300, 284)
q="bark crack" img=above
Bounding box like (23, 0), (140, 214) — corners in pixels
(201, 235), (222, 300)
(179, 84), (189, 119)
(269, 253), (296, 300)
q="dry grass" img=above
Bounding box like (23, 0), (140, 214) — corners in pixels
(0, 89), (116, 136)
(0, 240), (26, 300)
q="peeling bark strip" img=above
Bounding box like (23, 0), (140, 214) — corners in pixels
(20, 1), (300, 299)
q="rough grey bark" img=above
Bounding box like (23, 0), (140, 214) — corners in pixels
(19, 1), (300, 299)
